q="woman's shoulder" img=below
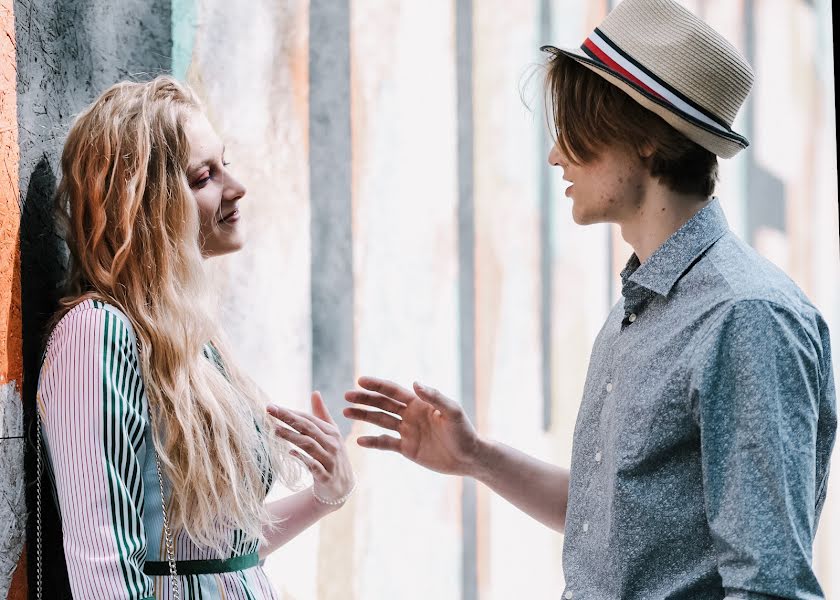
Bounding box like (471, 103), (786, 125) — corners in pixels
(46, 298), (138, 357)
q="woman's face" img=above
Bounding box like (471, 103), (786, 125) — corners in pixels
(184, 111), (247, 257)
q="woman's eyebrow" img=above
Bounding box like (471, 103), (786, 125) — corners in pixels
(188, 145), (225, 173)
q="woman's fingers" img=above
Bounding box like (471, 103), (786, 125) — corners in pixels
(357, 376), (417, 405)
(344, 390), (407, 416)
(289, 448), (329, 482)
(356, 434), (402, 453)
(268, 404), (338, 439)
(273, 424), (333, 469)
(343, 407), (402, 432)
(311, 391), (339, 428)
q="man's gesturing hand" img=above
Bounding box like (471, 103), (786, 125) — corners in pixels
(344, 377), (483, 477)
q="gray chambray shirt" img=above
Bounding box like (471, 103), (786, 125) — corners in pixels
(561, 199), (837, 600)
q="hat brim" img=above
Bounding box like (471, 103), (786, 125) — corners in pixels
(541, 45), (749, 159)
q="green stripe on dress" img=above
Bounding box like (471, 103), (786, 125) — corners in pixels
(102, 312), (148, 596)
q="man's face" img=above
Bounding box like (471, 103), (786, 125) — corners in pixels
(548, 142), (648, 226)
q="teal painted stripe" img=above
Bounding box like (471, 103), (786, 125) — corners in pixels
(172, 0), (197, 79)
(143, 552), (260, 576)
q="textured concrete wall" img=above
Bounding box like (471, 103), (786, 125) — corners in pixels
(11, 1), (171, 596)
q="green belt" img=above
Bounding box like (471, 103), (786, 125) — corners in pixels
(143, 551), (259, 576)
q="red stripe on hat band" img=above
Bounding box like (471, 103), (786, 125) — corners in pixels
(582, 38), (664, 102)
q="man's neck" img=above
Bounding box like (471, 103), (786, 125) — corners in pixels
(619, 185), (711, 263)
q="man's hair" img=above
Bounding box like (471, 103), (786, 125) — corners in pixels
(543, 49), (718, 197)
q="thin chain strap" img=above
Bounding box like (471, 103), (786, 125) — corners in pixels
(35, 334), (180, 600)
(36, 409), (43, 600)
(150, 412), (180, 598)
(140, 340), (181, 600)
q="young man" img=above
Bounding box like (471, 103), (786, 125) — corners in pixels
(343, 0), (837, 598)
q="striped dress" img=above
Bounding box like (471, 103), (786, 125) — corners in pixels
(37, 299), (280, 599)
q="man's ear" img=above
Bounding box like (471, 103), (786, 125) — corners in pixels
(637, 140), (656, 160)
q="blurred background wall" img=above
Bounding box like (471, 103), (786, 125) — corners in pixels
(1, 0), (837, 598)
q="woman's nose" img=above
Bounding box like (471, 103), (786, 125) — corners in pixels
(225, 173), (247, 202)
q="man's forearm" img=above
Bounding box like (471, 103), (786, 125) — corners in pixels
(470, 438), (570, 532)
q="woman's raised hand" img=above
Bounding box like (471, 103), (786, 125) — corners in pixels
(267, 392), (355, 506)
(343, 377), (483, 477)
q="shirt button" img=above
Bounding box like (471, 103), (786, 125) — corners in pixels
(606, 382), (613, 393)
(582, 522), (590, 533)
(595, 450), (602, 463)
(564, 592), (573, 599)
(628, 313), (637, 322)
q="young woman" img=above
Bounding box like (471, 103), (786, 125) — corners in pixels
(36, 76), (354, 599)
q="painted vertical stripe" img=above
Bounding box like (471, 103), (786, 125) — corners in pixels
(309, 3), (356, 600)
(172, 0), (197, 80)
(0, 1), (24, 598)
(309, 0), (354, 435)
(539, 0), (554, 432)
(455, 0), (478, 598)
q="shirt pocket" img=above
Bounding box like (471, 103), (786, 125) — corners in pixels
(610, 392), (657, 465)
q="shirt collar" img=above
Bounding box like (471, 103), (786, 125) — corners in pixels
(621, 198), (730, 299)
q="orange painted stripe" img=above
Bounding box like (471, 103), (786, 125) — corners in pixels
(1, 0), (22, 388)
(2, 1), (25, 599)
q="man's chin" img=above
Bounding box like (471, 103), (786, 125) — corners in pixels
(571, 206), (599, 226)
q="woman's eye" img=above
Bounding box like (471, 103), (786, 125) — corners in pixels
(193, 175), (211, 188)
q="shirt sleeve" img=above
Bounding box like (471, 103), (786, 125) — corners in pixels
(38, 307), (154, 599)
(692, 299), (826, 600)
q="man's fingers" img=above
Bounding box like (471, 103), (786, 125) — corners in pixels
(356, 434), (402, 453)
(344, 390), (406, 416)
(357, 376), (417, 405)
(413, 382), (463, 420)
(343, 407), (402, 432)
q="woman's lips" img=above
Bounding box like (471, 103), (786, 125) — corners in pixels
(219, 207), (240, 223)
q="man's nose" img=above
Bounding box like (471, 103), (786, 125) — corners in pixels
(547, 144), (567, 168)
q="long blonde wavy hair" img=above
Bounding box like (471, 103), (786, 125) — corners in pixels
(52, 76), (302, 553)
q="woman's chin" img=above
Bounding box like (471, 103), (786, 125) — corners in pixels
(201, 235), (246, 258)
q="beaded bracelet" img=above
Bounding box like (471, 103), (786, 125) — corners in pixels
(312, 480), (356, 506)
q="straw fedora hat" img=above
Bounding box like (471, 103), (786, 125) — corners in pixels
(541, 0), (754, 158)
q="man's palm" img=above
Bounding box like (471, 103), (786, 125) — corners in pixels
(344, 378), (480, 477)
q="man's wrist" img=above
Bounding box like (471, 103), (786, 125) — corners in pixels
(468, 436), (498, 484)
